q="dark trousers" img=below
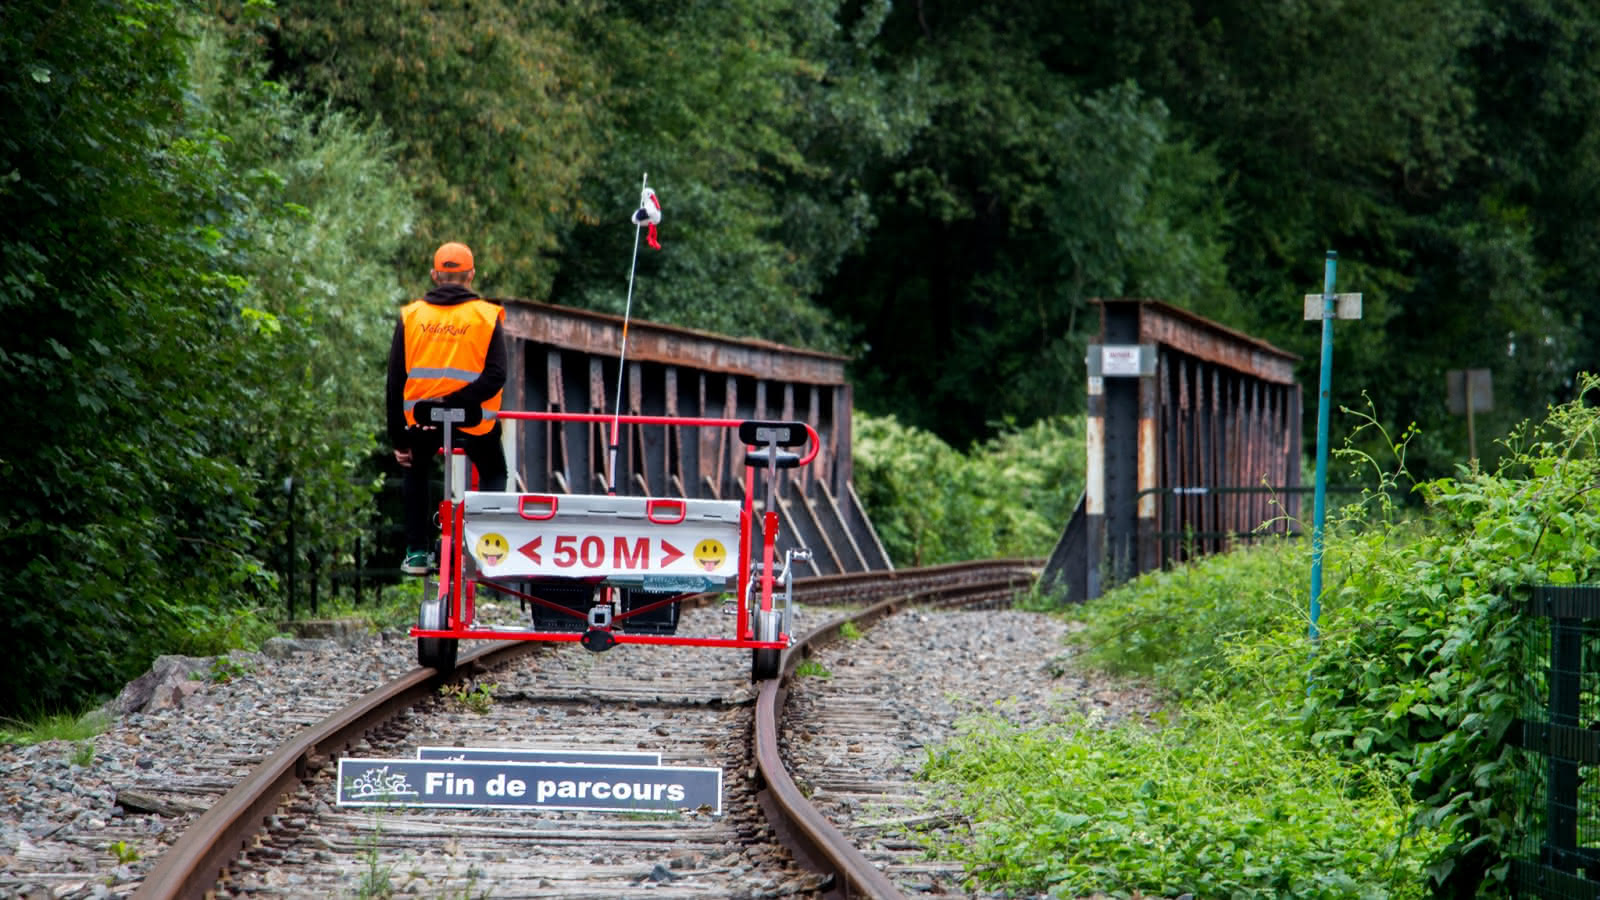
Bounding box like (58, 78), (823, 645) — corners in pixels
(403, 421), (508, 550)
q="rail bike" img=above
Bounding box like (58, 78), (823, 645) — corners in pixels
(408, 405), (818, 681)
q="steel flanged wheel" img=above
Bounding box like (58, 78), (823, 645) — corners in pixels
(751, 647), (780, 682)
(416, 582), (458, 671)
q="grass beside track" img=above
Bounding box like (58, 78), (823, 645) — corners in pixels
(917, 538), (1447, 899)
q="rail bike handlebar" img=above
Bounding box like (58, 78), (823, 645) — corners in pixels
(495, 409), (821, 468)
(414, 400), (481, 429)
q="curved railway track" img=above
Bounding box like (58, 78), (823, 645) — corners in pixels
(121, 559), (1044, 900)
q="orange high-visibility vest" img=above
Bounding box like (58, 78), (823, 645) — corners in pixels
(401, 298), (504, 435)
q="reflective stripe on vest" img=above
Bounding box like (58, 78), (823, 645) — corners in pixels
(401, 298), (505, 435)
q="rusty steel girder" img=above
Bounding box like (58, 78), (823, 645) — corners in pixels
(1044, 299), (1303, 602)
(495, 299), (891, 576)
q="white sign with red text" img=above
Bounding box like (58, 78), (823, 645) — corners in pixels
(461, 492), (743, 582)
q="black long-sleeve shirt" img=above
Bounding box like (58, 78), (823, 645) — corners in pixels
(385, 283), (506, 450)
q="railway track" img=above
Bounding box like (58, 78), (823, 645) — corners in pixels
(196, 610), (821, 899)
(38, 559), (1069, 899)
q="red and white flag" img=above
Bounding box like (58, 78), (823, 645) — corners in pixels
(632, 187), (662, 250)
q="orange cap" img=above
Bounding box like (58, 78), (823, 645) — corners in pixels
(433, 242), (474, 272)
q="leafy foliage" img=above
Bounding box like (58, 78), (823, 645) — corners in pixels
(922, 706), (1441, 899)
(1037, 0), (1586, 478)
(827, 4), (1233, 444)
(1, 0), (263, 714)
(439, 680), (498, 715)
(1047, 382), (1600, 895)
(851, 413), (1083, 565)
(124, 0), (1600, 482)
(914, 486), (1450, 894)
(248, 0), (607, 297)
(0, 2), (413, 716)
(550, 0), (911, 349)
(184, 15), (418, 569)
(253, 0), (887, 351)
(1301, 377), (1600, 895)
(1070, 537), (1312, 698)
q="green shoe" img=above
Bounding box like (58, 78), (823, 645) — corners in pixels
(401, 548), (434, 575)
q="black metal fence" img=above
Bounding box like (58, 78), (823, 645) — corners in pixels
(1139, 483), (1381, 566)
(279, 473), (410, 620)
(1509, 585), (1600, 898)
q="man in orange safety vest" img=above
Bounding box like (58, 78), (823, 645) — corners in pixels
(385, 241), (508, 574)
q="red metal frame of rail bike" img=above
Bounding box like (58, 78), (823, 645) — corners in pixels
(409, 410), (819, 650)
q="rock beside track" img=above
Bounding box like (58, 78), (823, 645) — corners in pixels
(0, 629), (421, 899)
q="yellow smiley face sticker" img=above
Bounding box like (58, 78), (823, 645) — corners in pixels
(476, 533), (509, 566)
(692, 538), (726, 572)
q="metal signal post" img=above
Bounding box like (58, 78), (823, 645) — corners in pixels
(1305, 251), (1362, 642)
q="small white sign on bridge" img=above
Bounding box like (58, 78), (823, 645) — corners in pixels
(1090, 343), (1155, 377)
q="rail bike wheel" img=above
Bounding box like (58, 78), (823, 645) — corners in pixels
(416, 577), (458, 672)
(750, 602), (781, 681)
(751, 647), (780, 682)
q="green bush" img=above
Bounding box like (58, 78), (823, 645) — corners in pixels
(0, 4), (414, 716)
(851, 412), (1083, 565)
(1044, 382), (1600, 896)
(918, 386), (1600, 896)
(185, 13), (417, 582)
(923, 705), (1442, 899)
(1301, 380), (1600, 895)
(1070, 536), (1310, 698)
(918, 521), (1448, 897)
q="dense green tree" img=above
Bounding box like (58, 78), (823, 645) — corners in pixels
(244, 0), (609, 298)
(18, 0), (1600, 720)
(185, 15), (420, 574)
(1037, 0), (1581, 478)
(0, 2), (416, 715)
(1462, 1), (1600, 411)
(819, 0), (1600, 474)
(549, 0), (916, 349)
(820, 5), (1233, 445)
(249, 0), (886, 347)
(1, 0), (265, 712)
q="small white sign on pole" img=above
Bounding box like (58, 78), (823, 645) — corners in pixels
(1303, 293), (1363, 320)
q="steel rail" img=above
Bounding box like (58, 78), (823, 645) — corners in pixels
(799, 558), (1042, 607)
(752, 559), (1038, 899)
(132, 640), (536, 900)
(134, 559), (1039, 899)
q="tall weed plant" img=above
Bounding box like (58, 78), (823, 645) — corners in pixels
(978, 528), (1447, 897)
(1302, 378), (1600, 895)
(1071, 535), (1311, 698)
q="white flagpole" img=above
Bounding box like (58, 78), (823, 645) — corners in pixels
(608, 173), (648, 496)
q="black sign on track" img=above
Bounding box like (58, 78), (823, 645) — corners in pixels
(335, 757), (722, 814)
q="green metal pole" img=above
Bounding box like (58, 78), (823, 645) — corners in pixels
(1309, 251), (1337, 641)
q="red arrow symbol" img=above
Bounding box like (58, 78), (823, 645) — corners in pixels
(659, 539), (683, 568)
(519, 536), (543, 564)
